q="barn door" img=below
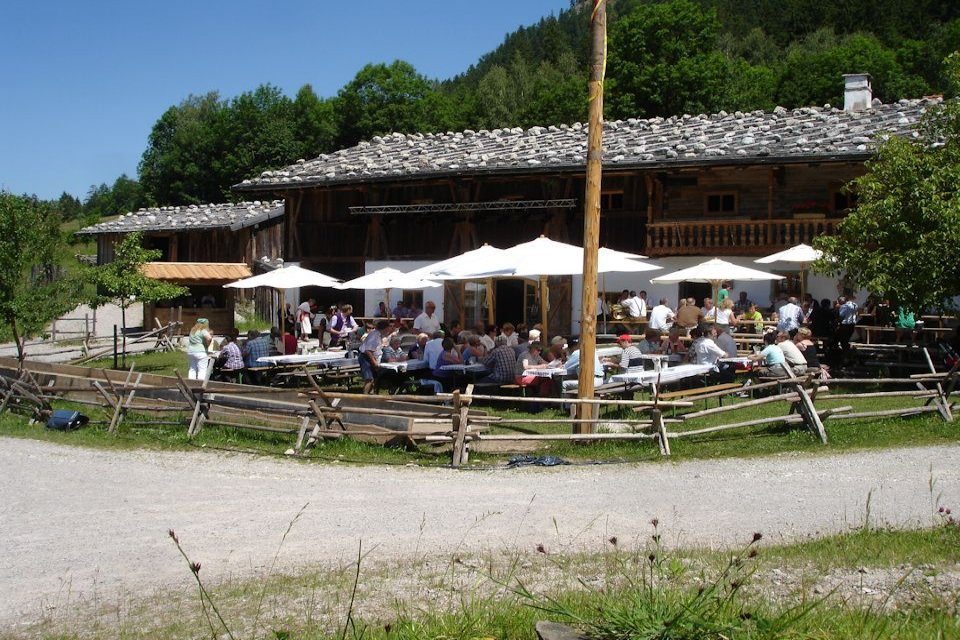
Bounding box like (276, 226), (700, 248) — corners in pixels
(547, 275), (572, 336)
(443, 281), (464, 327)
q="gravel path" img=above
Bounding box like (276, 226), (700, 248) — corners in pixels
(2, 438), (958, 628)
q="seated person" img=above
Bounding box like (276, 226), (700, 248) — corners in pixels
(407, 333), (429, 360)
(432, 337), (463, 389)
(461, 335), (487, 364)
(689, 326), (725, 368)
(793, 327), (824, 373)
(501, 323), (519, 346)
(213, 333), (244, 381)
(638, 329), (664, 355)
(381, 335), (407, 362)
(776, 330), (807, 374)
(515, 340), (553, 397)
(750, 331), (789, 377)
(741, 304), (765, 334)
(548, 336), (568, 364)
(482, 335), (517, 384)
(562, 338), (605, 392)
(422, 331), (446, 369)
(714, 327), (738, 358)
(268, 326), (283, 356)
(665, 326), (686, 356)
(604, 334), (643, 371)
(242, 329), (271, 368)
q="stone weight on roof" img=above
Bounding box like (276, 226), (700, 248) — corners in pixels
(234, 99), (938, 191)
(77, 200), (284, 235)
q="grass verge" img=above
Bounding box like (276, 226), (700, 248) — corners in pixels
(9, 524), (959, 639)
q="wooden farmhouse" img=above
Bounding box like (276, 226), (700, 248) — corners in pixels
(232, 75), (938, 334)
(78, 201), (284, 331)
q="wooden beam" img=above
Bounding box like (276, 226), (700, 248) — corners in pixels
(575, 0), (606, 434)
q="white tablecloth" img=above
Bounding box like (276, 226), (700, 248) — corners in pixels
(523, 367), (568, 378)
(611, 363), (713, 386)
(378, 359), (428, 373)
(257, 351), (354, 367)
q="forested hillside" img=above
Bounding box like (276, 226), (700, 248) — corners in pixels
(41, 0), (960, 219)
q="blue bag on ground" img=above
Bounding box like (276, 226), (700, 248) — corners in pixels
(45, 410), (89, 431)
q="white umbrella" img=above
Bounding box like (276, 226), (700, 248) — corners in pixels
(407, 244), (507, 280)
(407, 245), (508, 327)
(224, 264), (341, 290)
(224, 265), (342, 338)
(443, 237), (660, 278)
(337, 268), (440, 315)
(754, 243), (823, 298)
(650, 258), (783, 309)
(439, 236), (661, 337)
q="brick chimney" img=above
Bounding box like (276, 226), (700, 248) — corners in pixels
(843, 73), (872, 111)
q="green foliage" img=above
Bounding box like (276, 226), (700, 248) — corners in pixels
(66, 0), (959, 208)
(814, 67), (960, 312)
(82, 174), (149, 224)
(333, 61), (459, 148)
(89, 232), (187, 335)
(0, 193), (84, 361)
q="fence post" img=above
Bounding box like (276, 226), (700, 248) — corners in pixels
(113, 325), (118, 370)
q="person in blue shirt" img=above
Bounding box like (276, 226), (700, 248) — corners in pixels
(750, 331), (788, 377)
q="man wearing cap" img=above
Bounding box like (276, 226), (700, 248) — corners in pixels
(604, 334), (643, 372)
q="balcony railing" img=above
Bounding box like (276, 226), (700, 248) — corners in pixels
(645, 218), (840, 256)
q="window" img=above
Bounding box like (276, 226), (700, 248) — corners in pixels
(832, 188), (858, 213)
(705, 192), (737, 215)
(601, 190), (625, 211)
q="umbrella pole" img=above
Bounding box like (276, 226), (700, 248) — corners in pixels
(602, 273), (607, 333)
(799, 263), (806, 300)
(486, 277), (495, 327)
(539, 275), (549, 340)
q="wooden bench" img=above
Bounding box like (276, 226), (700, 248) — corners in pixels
(658, 382), (744, 410)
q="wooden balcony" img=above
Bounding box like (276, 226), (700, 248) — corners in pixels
(644, 217), (840, 256)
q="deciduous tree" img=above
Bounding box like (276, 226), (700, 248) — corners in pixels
(0, 193), (83, 364)
(90, 232), (187, 360)
(814, 56), (960, 313)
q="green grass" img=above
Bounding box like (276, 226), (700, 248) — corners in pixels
(26, 349), (960, 465)
(10, 525), (960, 639)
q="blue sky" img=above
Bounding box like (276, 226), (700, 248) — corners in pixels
(0, 0), (569, 200)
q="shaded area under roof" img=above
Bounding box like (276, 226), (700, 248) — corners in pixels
(77, 201), (284, 236)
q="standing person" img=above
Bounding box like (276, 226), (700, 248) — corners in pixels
(186, 318), (213, 380)
(836, 294), (859, 355)
(623, 290), (641, 318)
(777, 296), (804, 336)
(413, 301), (441, 336)
(328, 304), (358, 347)
(297, 298), (315, 341)
(634, 290), (649, 318)
(648, 298), (675, 333)
(718, 282), (731, 304)
(360, 319), (387, 394)
(714, 298), (739, 334)
(596, 294), (609, 326)
(809, 299), (835, 338)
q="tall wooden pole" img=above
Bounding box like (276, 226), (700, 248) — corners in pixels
(575, 0), (606, 434)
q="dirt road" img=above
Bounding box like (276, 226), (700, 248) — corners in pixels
(2, 438), (958, 628)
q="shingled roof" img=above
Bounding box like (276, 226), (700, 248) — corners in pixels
(77, 200), (283, 235)
(234, 98), (939, 192)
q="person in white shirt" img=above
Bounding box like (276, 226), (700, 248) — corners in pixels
(635, 290), (648, 318)
(777, 297), (804, 335)
(413, 301), (441, 336)
(422, 331), (445, 369)
(648, 298), (675, 332)
(297, 299), (315, 341)
(701, 298), (717, 323)
(689, 326), (726, 366)
(623, 290), (641, 318)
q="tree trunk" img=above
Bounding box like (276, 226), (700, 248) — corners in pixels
(10, 317), (24, 371)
